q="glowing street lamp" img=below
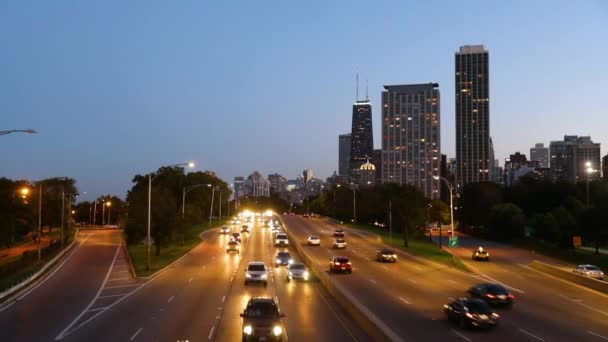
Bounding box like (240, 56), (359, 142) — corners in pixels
(106, 201), (112, 225)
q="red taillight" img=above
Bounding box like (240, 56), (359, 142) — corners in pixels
(508, 294), (515, 299)
(486, 294), (496, 299)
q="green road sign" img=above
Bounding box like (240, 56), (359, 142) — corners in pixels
(449, 236), (458, 247)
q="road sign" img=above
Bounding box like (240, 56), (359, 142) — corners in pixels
(449, 236), (458, 247)
(573, 236), (582, 247)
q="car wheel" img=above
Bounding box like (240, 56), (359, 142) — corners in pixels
(264, 282), (268, 287)
(245, 281), (248, 286)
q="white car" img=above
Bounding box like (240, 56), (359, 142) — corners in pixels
(220, 226), (230, 234)
(307, 235), (321, 246)
(574, 264), (604, 280)
(333, 238), (347, 249)
(245, 262), (268, 286)
(287, 262), (310, 282)
(275, 233), (289, 247)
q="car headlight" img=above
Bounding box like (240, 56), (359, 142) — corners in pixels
(288, 259), (293, 264)
(243, 325), (253, 335)
(273, 325), (283, 336)
(288, 271), (293, 276)
(276, 259), (280, 264)
(245, 273), (251, 278)
(261, 274), (267, 279)
(303, 271), (309, 280)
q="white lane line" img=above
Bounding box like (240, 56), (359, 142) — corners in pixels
(0, 301), (16, 313)
(414, 266), (422, 271)
(97, 293), (126, 299)
(104, 284), (140, 290)
(450, 328), (472, 342)
(208, 326), (215, 340)
(130, 327), (143, 341)
(519, 329), (545, 341)
(588, 331), (608, 340)
(399, 297), (411, 305)
(86, 307), (107, 312)
(113, 270), (130, 273)
(221, 296), (226, 303)
(369, 279), (377, 284)
(447, 280), (457, 284)
(168, 296), (175, 303)
(107, 277), (130, 281)
(203, 265), (206, 269)
(381, 265), (388, 270)
(189, 277), (193, 283)
(408, 278), (417, 284)
(448, 297), (455, 301)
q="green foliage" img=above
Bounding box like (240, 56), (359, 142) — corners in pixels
(457, 182), (501, 231)
(486, 203), (525, 240)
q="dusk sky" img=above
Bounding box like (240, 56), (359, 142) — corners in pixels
(2, 1), (607, 201)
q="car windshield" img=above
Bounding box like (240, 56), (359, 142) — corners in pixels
(228, 241), (237, 245)
(246, 302), (279, 318)
(277, 234), (287, 239)
(486, 284), (507, 294)
(380, 250), (394, 254)
(232, 233), (239, 236)
(586, 265), (601, 271)
(310, 236), (319, 239)
(248, 264), (266, 271)
(290, 264), (305, 270)
(465, 300), (492, 314)
(277, 252), (290, 258)
(336, 239), (345, 243)
(336, 257), (349, 263)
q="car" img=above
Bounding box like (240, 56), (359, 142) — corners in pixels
(376, 249), (398, 262)
(332, 238), (347, 249)
(303, 213), (309, 218)
(275, 251), (293, 267)
(231, 232), (241, 242)
(245, 262), (268, 286)
(444, 298), (499, 329)
(333, 229), (345, 237)
(226, 240), (240, 253)
(468, 283), (515, 307)
(307, 235), (321, 246)
(240, 297), (286, 341)
(329, 256), (352, 274)
(271, 226), (281, 234)
(220, 226), (230, 234)
(472, 247), (490, 261)
(241, 225), (250, 233)
(573, 264), (605, 280)
(275, 233), (289, 247)
(286, 262), (309, 282)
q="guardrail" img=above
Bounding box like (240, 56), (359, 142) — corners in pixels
(276, 215), (403, 342)
(529, 260), (608, 294)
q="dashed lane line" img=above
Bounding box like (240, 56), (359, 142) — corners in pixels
(450, 328), (472, 342)
(208, 326), (215, 340)
(168, 296), (175, 303)
(399, 297), (411, 305)
(519, 329), (545, 341)
(130, 328), (143, 341)
(588, 331), (608, 340)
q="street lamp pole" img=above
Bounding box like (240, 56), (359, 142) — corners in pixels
(585, 161), (592, 206)
(435, 176), (454, 249)
(107, 202), (112, 225)
(93, 201), (97, 225)
(102, 199), (106, 225)
(218, 189), (222, 220)
(37, 183), (42, 261)
(209, 186), (216, 225)
(61, 190), (65, 246)
(351, 185), (357, 222)
(182, 184), (210, 219)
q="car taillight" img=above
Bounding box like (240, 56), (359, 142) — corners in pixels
(508, 294), (515, 299)
(486, 293), (496, 299)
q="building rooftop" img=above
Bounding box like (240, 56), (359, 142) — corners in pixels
(457, 45), (487, 54)
(383, 83), (439, 92)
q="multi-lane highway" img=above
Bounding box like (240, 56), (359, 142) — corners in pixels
(282, 214), (608, 341)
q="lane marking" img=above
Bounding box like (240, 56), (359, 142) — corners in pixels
(399, 297), (411, 304)
(369, 279), (377, 284)
(107, 277), (130, 281)
(86, 307), (107, 312)
(189, 277), (193, 283)
(208, 326), (215, 340)
(104, 284), (140, 290)
(168, 296), (175, 303)
(450, 328), (472, 342)
(447, 280), (457, 284)
(221, 296), (226, 303)
(414, 266), (422, 271)
(588, 331), (608, 340)
(381, 265), (388, 270)
(408, 278), (417, 284)
(448, 297), (455, 301)
(0, 301), (16, 313)
(97, 293), (126, 299)
(130, 327), (143, 341)
(519, 329), (545, 341)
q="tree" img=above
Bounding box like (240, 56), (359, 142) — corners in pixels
(429, 198), (449, 225)
(486, 203), (525, 241)
(457, 182), (501, 233)
(529, 213), (560, 243)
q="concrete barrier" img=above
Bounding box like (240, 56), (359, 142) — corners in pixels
(529, 260), (608, 294)
(277, 215), (403, 342)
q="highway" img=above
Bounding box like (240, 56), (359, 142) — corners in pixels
(63, 218), (369, 341)
(281, 215), (608, 341)
(0, 229), (123, 342)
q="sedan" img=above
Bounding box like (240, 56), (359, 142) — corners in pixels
(444, 298), (499, 329)
(275, 251), (293, 267)
(220, 226), (230, 234)
(468, 283), (515, 307)
(332, 238), (347, 249)
(333, 228), (345, 237)
(472, 247), (490, 261)
(376, 249), (398, 262)
(329, 256), (352, 274)
(574, 264), (604, 280)
(307, 235), (321, 246)
(231, 232), (242, 243)
(286, 263), (309, 282)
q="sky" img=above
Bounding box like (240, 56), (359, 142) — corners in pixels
(1, 0), (607, 201)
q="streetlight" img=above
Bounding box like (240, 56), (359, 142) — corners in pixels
(102, 199), (106, 225)
(350, 183), (358, 222)
(585, 161), (593, 206)
(434, 176), (454, 249)
(181, 184), (210, 219)
(147, 161), (195, 271)
(0, 129), (37, 135)
(106, 201), (112, 225)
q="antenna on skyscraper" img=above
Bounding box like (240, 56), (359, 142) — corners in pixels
(356, 72), (359, 101)
(365, 79), (369, 100)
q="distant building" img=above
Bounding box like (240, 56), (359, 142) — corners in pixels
(302, 169), (314, 183)
(246, 171), (270, 197)
(603, 154), (608, 180)
(381, 83), (440, 199)
(350, 100), (374, 176)
(492, 159), (503, 185)
(358, 158), (376, 187)
(233, 177), (245, 203)
(285, 180), (299, 192)
(455, 44), (491, 187)
(372, 149), (382, 184)
(338, 133), (352, 176)
(267, 173), (287, 194)
(549, 135), (578, 182)
(550, 135), (601, 183)
(530, 143), (549, 168)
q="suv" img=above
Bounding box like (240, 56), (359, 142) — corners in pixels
(329, 256), (352, 274)
(307, 235), (321, 246)
(245, 262), (268, 286)
(240, 297), (286, 341)
(275, 233), (289, 247)
(275, 251), (293, 267)
(376, 249), (398, 262)
(226, 240), (240, 254)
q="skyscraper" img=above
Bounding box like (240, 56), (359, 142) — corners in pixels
(338, 133), (351, 176)
(549, 135), (577, 182)
(234, 176), (245, 202)
(381, 83), (441, 199)
(550, 135), (601, 182)
(350, 100), (373, 176)
(603, 154), (608, 180)
(530, 143), (549, 168)
(455, 45), (491, 188)
(268, 173), (287, 194)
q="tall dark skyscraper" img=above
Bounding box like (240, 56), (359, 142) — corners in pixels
(455, 45), (491, 188)
(350, 99), (373, 175)
(338, 133), (351, 176)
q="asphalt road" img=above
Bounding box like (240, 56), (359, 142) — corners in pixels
(0, 229), (123, 342)
(282, 215), (608, 342)
(64, 219), (369, 341)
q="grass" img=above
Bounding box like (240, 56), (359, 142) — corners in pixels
(126, 219), (229, 277)
(516, 239), (608, 271)
(345, 222), (471, 272)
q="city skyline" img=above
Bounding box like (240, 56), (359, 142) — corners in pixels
(2, 1), (608, 200)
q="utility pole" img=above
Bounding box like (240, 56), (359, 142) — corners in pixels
(209, 186), (216, 225)
(61, 190), (65, 246)
(219, 190), (222, 220)
(93, 201), (97, 225)
(37, 183), (42, 261)
(389, 200), (392, 242)
(147, 174), (152, 271)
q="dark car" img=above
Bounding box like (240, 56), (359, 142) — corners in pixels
(376, 249), (398, 263)
(241, 297), (286, 341)
(444, 298), (499, 329)
(329, 256), (352, 274)
(241, 225), (250, 233)
(275, 251), (293, 267)
(231, 232), (241, 242)
(472, 247), (490, 261)
(468, 283), (515, 307)
(333, 228), (345, 238)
